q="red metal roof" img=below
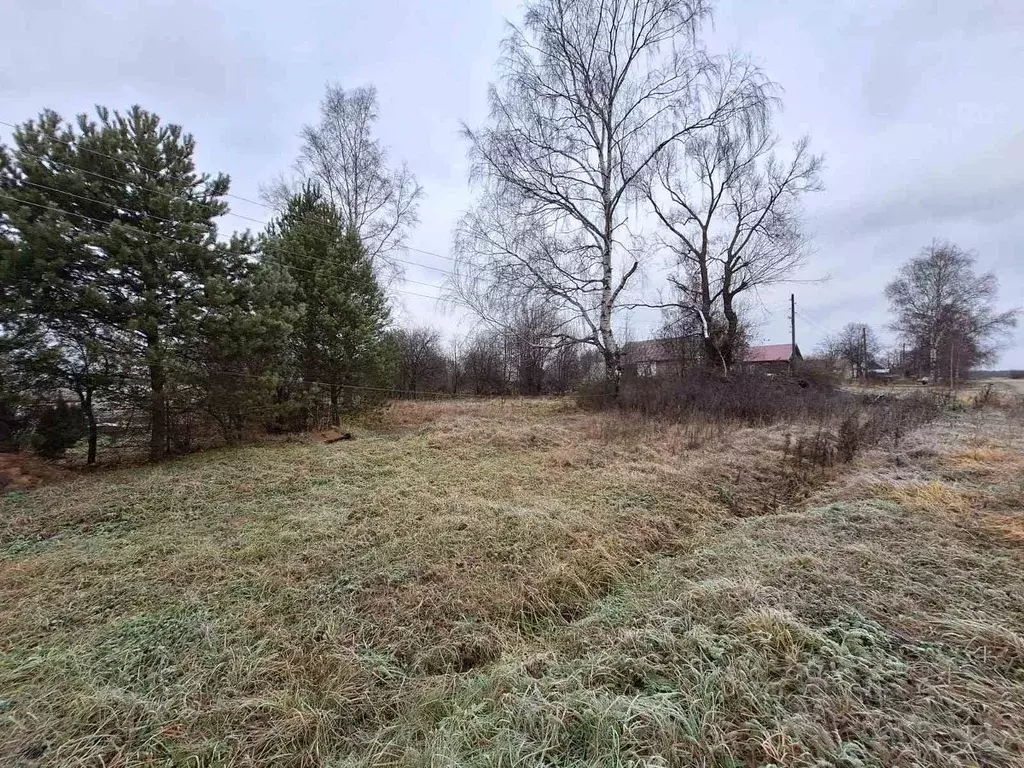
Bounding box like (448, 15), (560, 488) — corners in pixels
(744, 344), (798, 363)
(622, 340), (800, 364)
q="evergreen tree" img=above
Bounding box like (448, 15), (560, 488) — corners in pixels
(261, 184), (392, 424)
(1, 110), (131, 462)
(0, 105), (253, 460)
(184, 249), (296, 443)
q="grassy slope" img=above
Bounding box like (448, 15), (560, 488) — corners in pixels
(1, 399), (1022, 766)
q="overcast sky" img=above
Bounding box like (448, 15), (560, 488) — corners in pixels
(3, 0), (1021, 365)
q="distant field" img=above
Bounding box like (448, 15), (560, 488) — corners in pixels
(844, 376), (1024, 400)
(992, 376), (1024, 395)
(2, 398), (1023, 766)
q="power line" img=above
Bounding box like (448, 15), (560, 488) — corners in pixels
(16, 178), (457, 292)
(795, 308), (832, 337)
(0, 117), (458, 265)
(4, 163), (459, 294)
(8, 145), (266, 224)
(0, 118), (321, 217)
(17, 177), (210, 231)
(0, 192), (451, 302)
(6, 147), (458, 279)
(0, 191), (680, 333)
(0, 129), (693, 334)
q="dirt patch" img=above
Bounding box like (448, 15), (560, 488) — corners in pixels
(0, 453), (70, 492)
(310, 429), (355, 444)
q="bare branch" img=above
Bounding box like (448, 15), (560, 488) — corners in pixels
(456, 0), (770, 388)
(290, 85), (424, 271)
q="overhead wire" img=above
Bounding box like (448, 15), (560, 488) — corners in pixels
(795, 308), (834, 338)
(0, 118), (458, 265)
(2, 154), (457, 279)
(0, 122), (684, 337)
(12, 179), (455, 292)
(0, 192), (451, 302)
(0, 190), (672, 336)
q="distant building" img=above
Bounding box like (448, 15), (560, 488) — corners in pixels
(621, 337), (701, 377)
(622, 338), (803, 377)
(867, 367), (896, 382)
(740, 343), (803, 374)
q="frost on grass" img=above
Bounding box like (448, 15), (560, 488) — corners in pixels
(370, 498), (1024, 768)
(1, 399), (1022, 766)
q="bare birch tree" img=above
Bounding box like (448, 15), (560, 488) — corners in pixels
(643, 116), (822, 371)
(817, 322), (883, 379)
(452, 0), (767, 392)
(886, 241), (1018, 384)
(267, 85), (423, 269)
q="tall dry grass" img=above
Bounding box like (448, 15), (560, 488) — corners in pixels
(1, 397), (1021, 766)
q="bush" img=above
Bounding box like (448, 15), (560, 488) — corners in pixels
(789, 392), (948, 470)
(1009, 370), (1024, 380)
(582, 370), (951, 470)
(581, 370), (850, 427)
(795, 358), (843, 389)
(574, 379), (619, 411)
(32, 400), (87, 459)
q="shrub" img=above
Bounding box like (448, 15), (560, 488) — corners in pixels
(789, 392), (947, 470)
(836, 411), (861, 463)
(575, 379), (618, 411)
(972, 383), (995, 409)
(1008, 370), (1024, 380)
(581, 370), (850, 427)
(32, 400), (87, 459)
(795, 358), (843, 389)
(584, 370), (954, 471)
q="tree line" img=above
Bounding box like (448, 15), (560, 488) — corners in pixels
(818, 241), (1017, 385)
(2, 0), (1018, 464)
(0, 104), (403, 463)
(2, 0), (820, 464)
(0, 95), (594, 464)
(393, 315), (595, 397)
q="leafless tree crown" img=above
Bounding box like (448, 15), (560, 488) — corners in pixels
(268, 85), (423, 269)
(885, 241), (1018, 381)
(643, 103), (822, 369)
(452, 0), (769, 386)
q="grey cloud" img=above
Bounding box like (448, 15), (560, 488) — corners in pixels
(815, 176), (1024, 240)
(2, 0), (1021, 364)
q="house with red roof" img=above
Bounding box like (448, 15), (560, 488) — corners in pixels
(741, 343), (803, 374)
(622, 339), (802, 377)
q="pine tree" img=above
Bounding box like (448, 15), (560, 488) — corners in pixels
(0, 105), (252, 460)
(1, 110), (130, 462)
(261, 184), (392, 424)
(185, 243), (296, 443)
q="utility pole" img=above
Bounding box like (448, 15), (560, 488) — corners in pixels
(861, 325), (868, 380)
(790, 293), (796, 374)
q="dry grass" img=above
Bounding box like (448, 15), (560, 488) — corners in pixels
(885, 481), (979, 515)
(1, 397), (1022, 766)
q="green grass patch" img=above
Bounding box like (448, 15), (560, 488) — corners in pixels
(1, 401), (1022, 766)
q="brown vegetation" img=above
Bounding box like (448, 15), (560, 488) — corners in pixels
(1, 395), (1022, 766)
(0, 454), (71, 493)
